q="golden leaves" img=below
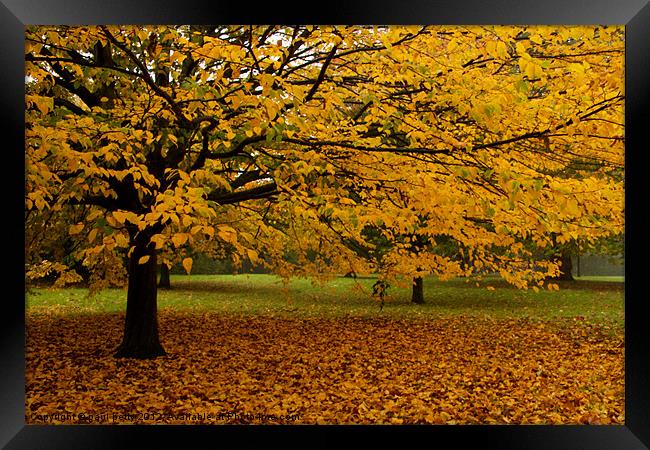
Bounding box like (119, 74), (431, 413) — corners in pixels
(246, 248), (259, 264)
(87, 228), (99, 243)
(171, 233), (189, 248)
(169, 50), (186, 65)
(24, 24), (624, 289)
(68, 223), (84, 235)
(111, 211), (129, 225)
(25, 260), (82, 287)
(524, 61), (543, 80)
(26, 95), (54, 115)
(137, 255), (150, 265)
(181, 257), (193, 274)
(217, 225), (238, 245)
(25, 313), (624, 425)
(150, 234), (166, 250)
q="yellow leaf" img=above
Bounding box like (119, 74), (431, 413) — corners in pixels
(526, 62), (537, 79)
(114, 233), (129, 247)
(113, 211), (128, 225)
(182, 257), (193, 274)
(138, 255), (150, 265)
(151, 234), (166, 250)
(516, 42), (526, 55)
(87, 209), (103, 221)
(496, 41), (508, 58)
(486, 41), (497, 57)
(35, 97), (52, 115)
(203, 226), (215, 238)
(69, 223), (84, 235)
(218, 230), (237, 244)
(247, 248), (259, 264)
(170, 51), (186, 64)
(570, 62), (585, 75)
(172, 233), (188, 248)
(217, 226), (238, 244)
(565, 198), (580, 216)
(265, 101), (277, 120)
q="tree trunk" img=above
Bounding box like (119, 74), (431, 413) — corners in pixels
(115, 244), (166, 359)
(411, 276), (425, 304)
(552, 252), (574, 281)
(158, 263), (171, 289)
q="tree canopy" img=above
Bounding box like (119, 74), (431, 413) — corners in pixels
(25, 25), (624, 357)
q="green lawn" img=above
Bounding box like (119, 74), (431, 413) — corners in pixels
(574, 275), (624, 282)
(26, 274), (624, 327)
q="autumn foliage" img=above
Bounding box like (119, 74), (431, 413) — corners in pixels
(25, 25), (624, 358)
(26, 311), (623, 425)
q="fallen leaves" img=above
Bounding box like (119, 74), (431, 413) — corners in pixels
(25, 312), (624, 425)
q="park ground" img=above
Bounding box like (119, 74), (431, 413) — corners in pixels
(25, 274), (624, 425)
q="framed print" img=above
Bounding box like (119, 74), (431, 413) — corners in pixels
(6, 0), (650, 448)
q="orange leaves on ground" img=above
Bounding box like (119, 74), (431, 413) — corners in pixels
(25, 313), (623, 425)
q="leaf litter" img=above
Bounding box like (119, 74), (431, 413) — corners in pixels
(26, 311), (624, 425)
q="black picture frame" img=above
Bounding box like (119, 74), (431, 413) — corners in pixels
(6, 0), (649, 448)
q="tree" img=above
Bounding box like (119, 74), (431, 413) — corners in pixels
(158, 264), (171, 289)
(25, 25), (624, 358)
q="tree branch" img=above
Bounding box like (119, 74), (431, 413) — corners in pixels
(304, 45), (338, 103)
(207, 182), (279, 205)
(100, 26), (191, 128)
(283, 138), (452, 155)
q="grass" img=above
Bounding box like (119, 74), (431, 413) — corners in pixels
(26, 274), (625, 425)
(26, 273), (624, 328)
(574, 275), (624, 282)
